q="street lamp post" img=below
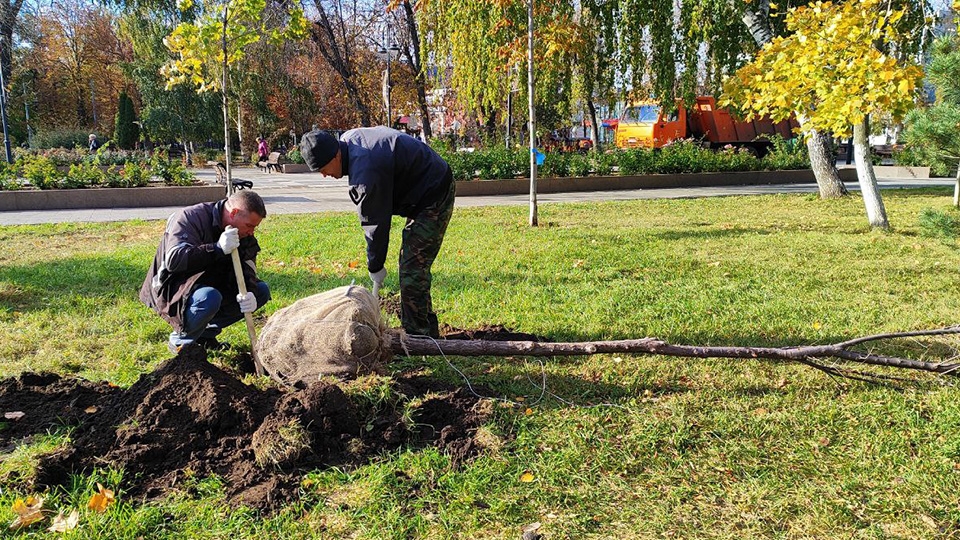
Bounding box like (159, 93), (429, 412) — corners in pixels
(378, 28), (401, 128)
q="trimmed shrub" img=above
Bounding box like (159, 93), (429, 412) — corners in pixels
(761, 135), (810, 171)
(539, 152), (570, 178)
(0, 160), (21, 191)
(590, 151), (616, 176)
(152, 152), (195, 186)
(286, 148), (305, 164)
(63, 162), (104, 188)
(430, 137), (814, 180)
(102, 162), (151, 188)
(21, 154), (60, 189)
(567, 153), (592, 177)
(31, 129), (90, 150)
(616, 148), (657, 175)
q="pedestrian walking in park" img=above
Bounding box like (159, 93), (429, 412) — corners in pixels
(88, 133), (99, 152)
(300, 127), (455, 338)
(256, 136), (269, 161)
(140, 191), (271, 353)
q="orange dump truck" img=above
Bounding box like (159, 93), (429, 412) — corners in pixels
(614, 96), (798, 156)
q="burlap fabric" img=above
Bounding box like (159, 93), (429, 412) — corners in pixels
(255, 285), (389, 386)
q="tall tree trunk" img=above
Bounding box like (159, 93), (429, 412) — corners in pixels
(309, 2), (373, 126)
(738, 0), (847, 199)
(482, 106), (497, 140)
(853, 116), (888, 229)
(803, 119), (849, 198)
(401, 0), (431, 140)
(235, 101), (243, 158)
(585, 98), (600, 151)
(0, 0), (23, 85)
(222, 7), (234, 194)
(527, 0), (537, 227)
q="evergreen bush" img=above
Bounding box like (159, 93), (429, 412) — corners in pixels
(114, 91), (140, 150)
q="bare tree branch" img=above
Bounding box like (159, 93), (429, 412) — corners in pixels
(389, 326), (960, 377)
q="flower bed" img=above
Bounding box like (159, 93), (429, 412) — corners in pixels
(1, 151), (196, 191)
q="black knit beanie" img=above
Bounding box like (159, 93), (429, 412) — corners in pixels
(300, 130), (340, 171)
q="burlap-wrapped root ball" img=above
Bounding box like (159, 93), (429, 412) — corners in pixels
(255, 285), (390, 386)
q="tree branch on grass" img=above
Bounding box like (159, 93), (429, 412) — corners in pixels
(389, 326), (960, 380)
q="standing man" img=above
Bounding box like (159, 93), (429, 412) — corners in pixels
(140, 190), (271, 353)
(300, 127), (455, 338)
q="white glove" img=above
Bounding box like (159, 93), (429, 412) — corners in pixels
(237, 291), (256, 313)
(217, 226), (240, 254)
(370, 268), (387, 297)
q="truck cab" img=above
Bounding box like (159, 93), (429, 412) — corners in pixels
(614, 101), (687, 149)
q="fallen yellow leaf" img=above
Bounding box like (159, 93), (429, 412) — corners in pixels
(84, 406), (98, 414)
(347, 260), (359, 269)
(524, 408), (533, 416)
(3, 411), (25, 420)
(519, 471), (535, 483)
(47, 510), (79, 532)
(9, 496), (44, 530)
(87, 483), (115, 513)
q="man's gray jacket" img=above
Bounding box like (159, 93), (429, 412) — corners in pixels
(139, 200), (261, 331)
(339, 127), (452, 273)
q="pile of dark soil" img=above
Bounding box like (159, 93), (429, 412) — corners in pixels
(0, 346), (489, 511)
(442, 324), (543, 342)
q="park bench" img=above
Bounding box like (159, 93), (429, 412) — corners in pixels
(207, 161), (254, 193)
(257, 152), (282, 173)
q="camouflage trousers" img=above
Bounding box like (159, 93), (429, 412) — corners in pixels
(399, 179), (456, 338)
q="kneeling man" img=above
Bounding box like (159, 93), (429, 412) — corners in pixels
(140, 190), (270, 353)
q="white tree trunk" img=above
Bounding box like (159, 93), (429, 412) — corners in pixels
(853, 117), (888, 229)
(222, 7), (233, 196)
(527, 0), (538, 227)
(236, 102), (243, 157)
(953, 161), (960, 207)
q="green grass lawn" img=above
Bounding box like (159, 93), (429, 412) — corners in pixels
(3, 188), (960, 538)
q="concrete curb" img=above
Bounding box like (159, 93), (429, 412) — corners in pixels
(0, 184), (225, 211)
(281, 164), (311, 173)
(454, 168), (859, 196)
(871, 166), (930, 179)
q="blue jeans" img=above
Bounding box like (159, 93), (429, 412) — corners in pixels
(169, 282), (271, 349)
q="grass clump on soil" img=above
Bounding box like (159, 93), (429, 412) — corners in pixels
(3, 188), (960, 537)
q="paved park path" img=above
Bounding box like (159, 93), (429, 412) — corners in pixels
(0, 167), (953, 225)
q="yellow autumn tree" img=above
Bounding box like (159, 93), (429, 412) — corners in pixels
(722, 0), (923, 230)
(162, 0), (306, 189)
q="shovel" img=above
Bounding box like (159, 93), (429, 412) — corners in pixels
(231, 250), (265, 376)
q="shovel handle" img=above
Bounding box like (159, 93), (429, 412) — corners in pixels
(231, 250), (265, 377)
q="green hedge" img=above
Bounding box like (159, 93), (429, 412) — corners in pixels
(433, 136), (810, 181)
